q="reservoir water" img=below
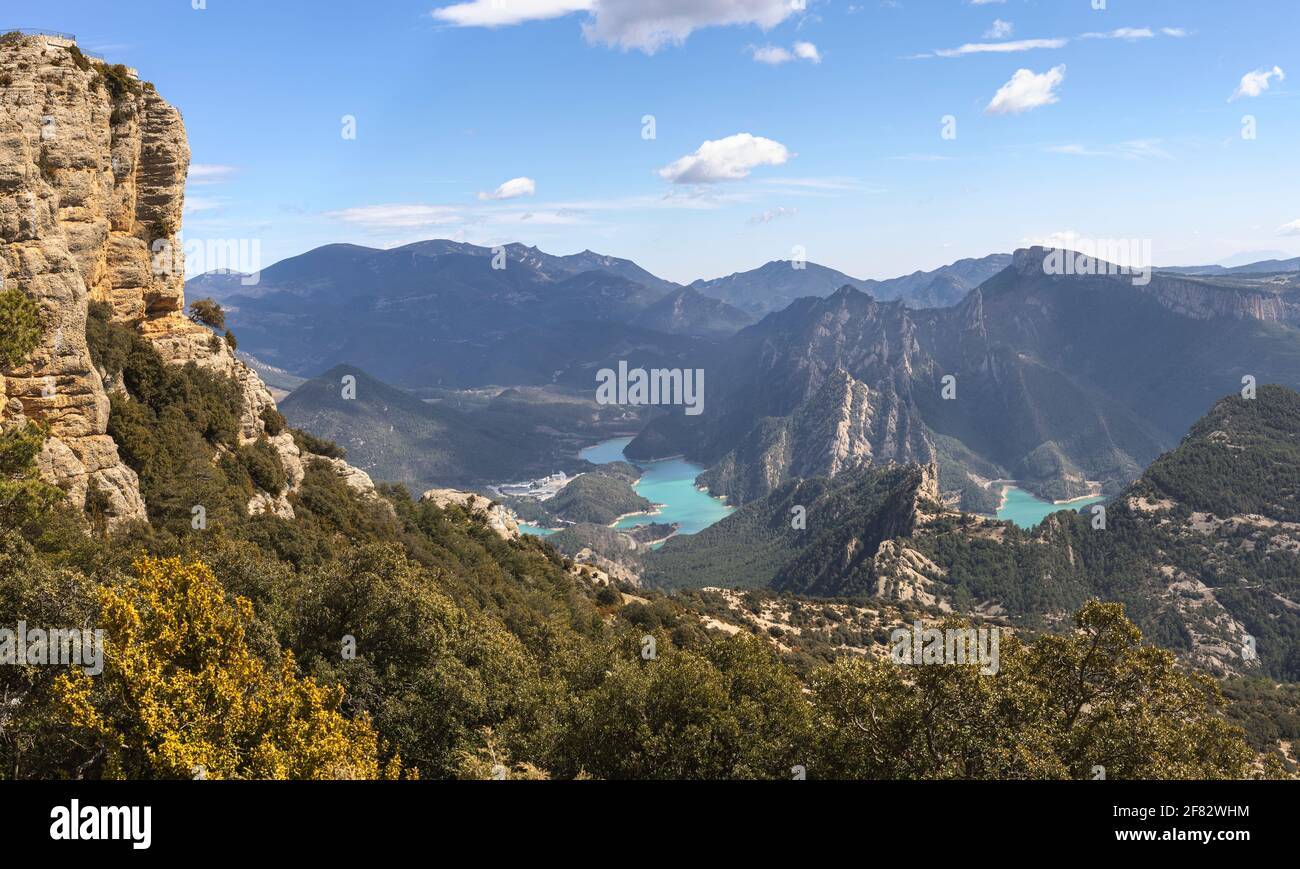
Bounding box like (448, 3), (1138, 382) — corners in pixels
(996, 486), (1105, 529)
(517, 437), (733, 538)
(516, 442), (1100, 537)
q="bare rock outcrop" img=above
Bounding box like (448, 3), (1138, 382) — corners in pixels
(1, 35), (377, 526)
(0, 35), (158, 522)
(420, 489), (521, 540)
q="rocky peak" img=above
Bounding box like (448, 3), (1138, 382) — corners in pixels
(1010, 246), (1052, 277)
(0, 36), (377, 526)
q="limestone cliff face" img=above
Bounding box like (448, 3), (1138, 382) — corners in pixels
(0, 35), (374, 524)
(0, 35), (152, 521)
(700, 366), (936, 505)
(1011, 246), (1300, 323)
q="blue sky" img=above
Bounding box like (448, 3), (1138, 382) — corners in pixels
(11, 0), (1300, 282)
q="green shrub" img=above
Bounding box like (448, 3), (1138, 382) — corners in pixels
(260, 406), (286, 436)
(85, 301), (133, 377)
(102, 327), (248, 532)
(239, 438), (287, 494)
(291, 428), (346, 460)
(0, 289), (42, 369)
(64, 45), (91, 71)
(102, 64), (137, 100)
(0, 421), (65, 529)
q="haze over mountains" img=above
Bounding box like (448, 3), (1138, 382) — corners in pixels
(688, 253), (1012, 316)
(188, 241), (1014, 390)
(194, 241), (1300, 512)
(1161, 256), (1300, 277)
(632, 247), (1300, 509)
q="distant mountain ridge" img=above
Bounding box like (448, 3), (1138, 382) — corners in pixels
(687, 253), (1012, 315)
(196, 241), (718, 388)
(630, 247), (1300, 509)
(187, 242), (1013, 388)
(1160, 255), (1300, 277)
(278, 364), (634, 488)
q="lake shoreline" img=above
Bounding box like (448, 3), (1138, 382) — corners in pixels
(580, 437), (733, 537)
(985, 482), (1106, 529)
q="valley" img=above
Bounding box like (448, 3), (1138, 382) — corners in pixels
(4, 8), (1299, 788)
(510, 436), (734, 544)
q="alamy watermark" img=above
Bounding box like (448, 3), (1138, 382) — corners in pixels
(596, 361), (704, 416)
(0, 622), (103, 675)
(1042, 238), (1152, 287)
(890, 622), (1002, 675)
(152, 236), (263, 286)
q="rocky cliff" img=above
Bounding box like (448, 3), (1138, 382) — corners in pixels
(699, 367), (936, 504)
(0, 34), (374, 525)
(1010, 246), (1300, 323)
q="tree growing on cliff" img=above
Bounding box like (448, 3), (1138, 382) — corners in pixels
(0, 421), (64, 530)
(0, 288), (41, 369)
(188, 298), (226, 331)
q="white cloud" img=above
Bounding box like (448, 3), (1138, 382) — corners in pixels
(326, 204), (463, 228)
(1082, 27), (1154, 40)
(477, 177), (537, 201)
(1277, 219), (1300, 237)
(583, 0), (798, 53)
(968, 0), (1006, 5)
(920, 24), (1183, 60)
(762, 176), (863, 192)
(1231, 66), (1285, 100)
(793, 41), (820, 63)
(752, 45), (793, 64)
(986, 65), (1066, 115)
(750, 206), (798, 224)
(188, 164), (238, 184)
(985, 19), (1013, 39)
(931, 38), (1066, 58)
(1047, 139), (1170, 160)
(434, 0), (801, 53)
(658, 133), (790, 184)
(752, 40), (820, 64)
(432, 0), (593, 27)
(184, 196), (222, 214)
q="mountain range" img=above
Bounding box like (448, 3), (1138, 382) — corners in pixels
(195, 241), (722, 389)
(187, 243), (1017, 390)
(1161, 256), (1300, 277)
(628, 248), (1300, 511)
(8, 32), (1296, 783)
(687, 253), (1012, 316)
(644, 386), (1300, 681)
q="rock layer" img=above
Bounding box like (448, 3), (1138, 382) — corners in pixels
(0, 35), (377, 525)
(0, 35), (158, 521)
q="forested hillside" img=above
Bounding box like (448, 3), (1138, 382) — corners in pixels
(0, 358), (1276, 776)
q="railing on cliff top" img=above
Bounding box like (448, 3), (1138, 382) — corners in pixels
(2, 29), (77, 41)
(2, 29), (138, 78)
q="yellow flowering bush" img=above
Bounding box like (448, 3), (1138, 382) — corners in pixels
(54, 557), (381, 779)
